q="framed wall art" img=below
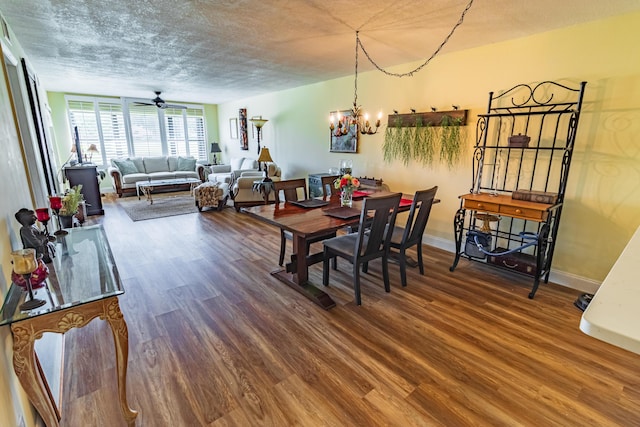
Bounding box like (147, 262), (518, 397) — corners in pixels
(329, 110), (358, 153)
(229, 118), (238, 139)
(239, 108), (248, 150)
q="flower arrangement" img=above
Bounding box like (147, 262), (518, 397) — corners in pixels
(60, 185), (83, 215)
(334, 174), (360, 194)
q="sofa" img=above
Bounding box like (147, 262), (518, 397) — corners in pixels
(207, 157), (260, 185)
(232, 163), (282, 211)
(108, 155), (205, 197)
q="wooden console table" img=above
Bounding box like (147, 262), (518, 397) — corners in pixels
(0, 225), (137, 426)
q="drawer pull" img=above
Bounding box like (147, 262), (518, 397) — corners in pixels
(477, 203), (484, 208)
(515, 209), (522, 214)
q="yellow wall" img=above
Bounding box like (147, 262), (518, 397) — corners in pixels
(217, 12), (640, 284)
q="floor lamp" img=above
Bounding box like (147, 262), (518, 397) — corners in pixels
(250, 116), (268, 155)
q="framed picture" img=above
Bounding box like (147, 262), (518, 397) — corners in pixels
(229, 118), (238, 139)
(239, 108), (248, 150)
(329, 110), (358, 153)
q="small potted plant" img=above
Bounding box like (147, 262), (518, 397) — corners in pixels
(59, 185), (83, 229)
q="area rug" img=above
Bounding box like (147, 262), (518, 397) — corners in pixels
(120, 192), (199, 221)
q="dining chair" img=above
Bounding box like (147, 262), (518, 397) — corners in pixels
(388, 186), (438, 287)
(320, 175), (340, 199)
(273, 179), (337, 266)
(322, 192), (402, 305)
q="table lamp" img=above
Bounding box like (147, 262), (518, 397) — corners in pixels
(85, 144), (99, 163)
(11, 248), (46, 310)
(210, 142), (221, 165)
(257, 147), (274, 182)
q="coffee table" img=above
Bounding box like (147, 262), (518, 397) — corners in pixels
(136, 178), (201, 204)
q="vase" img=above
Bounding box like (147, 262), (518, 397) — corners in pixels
(341, 190), (353, 208)
(59, 214), (75, 229)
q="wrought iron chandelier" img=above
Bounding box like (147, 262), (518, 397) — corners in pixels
(330, 0), (475, 136)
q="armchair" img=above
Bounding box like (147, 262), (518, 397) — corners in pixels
(232, 163), (282, 211)
(208, 157), (259, 185)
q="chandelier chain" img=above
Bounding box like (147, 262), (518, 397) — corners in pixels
(356, 0), (474, 78)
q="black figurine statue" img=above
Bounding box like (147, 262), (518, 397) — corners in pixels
(15, 208), (56, 263)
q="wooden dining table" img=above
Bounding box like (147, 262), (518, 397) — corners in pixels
(242, 192), (417, 309)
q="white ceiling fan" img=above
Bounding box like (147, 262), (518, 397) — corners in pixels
(134, 91), (187, 109)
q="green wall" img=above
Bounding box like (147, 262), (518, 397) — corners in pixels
(216, 11), (640, 286)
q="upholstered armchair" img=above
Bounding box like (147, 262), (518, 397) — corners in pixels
(208, 157), (259, 185)
(232, 163), (281, 211)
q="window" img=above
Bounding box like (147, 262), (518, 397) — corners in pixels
(65, 96), (208, 166)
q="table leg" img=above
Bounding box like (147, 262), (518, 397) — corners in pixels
(11, 324), (61, 427)
(104, 299), (139, 426)
(271, 233), (336, 309)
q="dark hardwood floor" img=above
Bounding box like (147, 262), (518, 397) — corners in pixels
(59, 195), (640, 426)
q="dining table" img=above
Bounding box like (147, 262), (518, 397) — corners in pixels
(242, 192), (417, 309)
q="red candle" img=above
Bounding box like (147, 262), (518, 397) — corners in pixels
(49, 196), (62, 210)
(35, 208), (50, 222)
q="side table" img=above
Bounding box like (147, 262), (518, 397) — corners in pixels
(0, 225), (137, 427)
(252, 180), (276, 204)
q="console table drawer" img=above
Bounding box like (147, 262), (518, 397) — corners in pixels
(463, 199), (499, 213)
(499, 205), (547, 221)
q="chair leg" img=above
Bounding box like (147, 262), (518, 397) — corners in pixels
(353, 263), (362, 305)
(362, 261), (368, 273)
(382, 256), (391, 293)
(417, 244), (424, 275)
(279, 230), (286, 266)
(399, 248), (407, 287)
(323, 247), (330, 286)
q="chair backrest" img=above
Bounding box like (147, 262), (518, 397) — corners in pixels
(321, 175), (340, 198)
(355, 193), (402, 259)
(273, 178), (308, 202)
(400, 186), (438, 247)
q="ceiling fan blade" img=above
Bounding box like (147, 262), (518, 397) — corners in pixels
(133, 101), (155, 107)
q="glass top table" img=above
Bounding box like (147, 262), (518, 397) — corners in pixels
(1, 224), (123, 326)
(0, 224), (137, 426)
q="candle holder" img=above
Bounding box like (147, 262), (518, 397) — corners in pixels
(11, 248), (46, 311)
(35, 207), (52, 237)
(49, 195), (68, 236)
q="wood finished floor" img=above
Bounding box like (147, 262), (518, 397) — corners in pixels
(59, 195), (640, 426)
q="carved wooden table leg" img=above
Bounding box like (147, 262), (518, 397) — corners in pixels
(11, 324), (61, 427)
(104, 298), (138, 425)
(10, 296), (137, 426)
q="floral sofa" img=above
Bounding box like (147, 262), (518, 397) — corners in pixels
(107, 156), (204, 197)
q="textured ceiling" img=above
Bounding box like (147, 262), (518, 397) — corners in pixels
(1, 0), (639, 104)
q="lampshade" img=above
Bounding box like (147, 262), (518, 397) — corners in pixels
(250, 116), (268, 129)
(257, 147), (273, 163)
(86, 143), (99, 154)
(210, 142), (222, 153)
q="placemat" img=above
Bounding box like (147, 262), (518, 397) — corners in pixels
(322, 207), (361, 219)
(289, 199), (329, 208)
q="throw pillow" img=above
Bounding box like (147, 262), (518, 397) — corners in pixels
(177, 156), (196, 171)
(112, 159), (139, 175)
(143, 157), (169, 173)
(230, 157), (244, 171)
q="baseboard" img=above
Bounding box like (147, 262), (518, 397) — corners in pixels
(422, 234), (601, 294)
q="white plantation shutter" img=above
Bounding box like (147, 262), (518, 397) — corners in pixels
(164, 108), (187, 156)
(66, 96), (207, 164)
(129, 104), (162, 157)
(186, 108), (206, 159)
(68, 100), (101, 164)
(98, 103), (127, 161)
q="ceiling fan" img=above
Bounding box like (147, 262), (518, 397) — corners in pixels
(134, 91), (187, 109)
